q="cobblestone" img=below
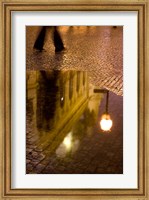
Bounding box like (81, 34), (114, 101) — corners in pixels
(26, 26), (123, 96)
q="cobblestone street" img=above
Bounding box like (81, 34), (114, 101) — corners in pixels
(27, 26), (123, 95)
(26, 26), (123, 174)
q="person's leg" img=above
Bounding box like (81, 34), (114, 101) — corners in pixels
(53, 26), (65, 52)
(33, 26), (47, 51)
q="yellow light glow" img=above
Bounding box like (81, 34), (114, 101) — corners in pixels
(63, 132), (72, 150)
(100, 114), (113, 132)
(63, 137), (71, 149)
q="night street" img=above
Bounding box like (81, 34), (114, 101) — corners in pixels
(26, 26), (123, 174)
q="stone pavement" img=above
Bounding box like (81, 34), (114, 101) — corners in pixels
(26, 26), (123, 96)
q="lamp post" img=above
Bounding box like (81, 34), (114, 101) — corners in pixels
(99, 91), (113, 132)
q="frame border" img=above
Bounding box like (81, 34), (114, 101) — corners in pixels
(0, 1), (148, 199)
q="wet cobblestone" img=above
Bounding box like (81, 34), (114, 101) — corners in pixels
(26, 26), (123, 95)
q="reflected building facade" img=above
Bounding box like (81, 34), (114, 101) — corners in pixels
(26, 70), (123, 174)
(27, 70), (90, 133)
(26, 70), (103, 156)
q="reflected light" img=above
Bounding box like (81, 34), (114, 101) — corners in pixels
(63, 132), (72, 150)
(61, 97), (64, 101)
(100, 114), (113, 132)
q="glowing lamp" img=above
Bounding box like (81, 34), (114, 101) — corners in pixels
(100, 113), (113, 132)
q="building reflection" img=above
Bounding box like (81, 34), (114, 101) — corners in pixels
(26, 70), (103, 158)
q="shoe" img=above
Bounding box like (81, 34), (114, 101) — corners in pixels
(55, 47), (66, 53)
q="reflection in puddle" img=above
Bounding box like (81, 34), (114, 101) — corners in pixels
(100, 113), (113, 132)
(26, 70), (123, 174)
(56, 131), (79, 158)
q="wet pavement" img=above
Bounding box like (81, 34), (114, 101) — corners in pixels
(26, 26), (123, 174)
(26, 70), (123, 174)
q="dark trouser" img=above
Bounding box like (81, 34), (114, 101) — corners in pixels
(33, 26), (65, 52)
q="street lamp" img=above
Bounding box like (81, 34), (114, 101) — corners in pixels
(99, 91), (113, 132)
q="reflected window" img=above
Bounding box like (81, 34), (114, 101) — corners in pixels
(76, 71), (80, 92)
(83, 72), (85, 86)
(69, 71), (73, 100)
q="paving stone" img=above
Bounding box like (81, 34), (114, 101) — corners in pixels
(26, 163), (33, 171)
(26, 159), (31, 164)
(34, 164), (46, 173)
